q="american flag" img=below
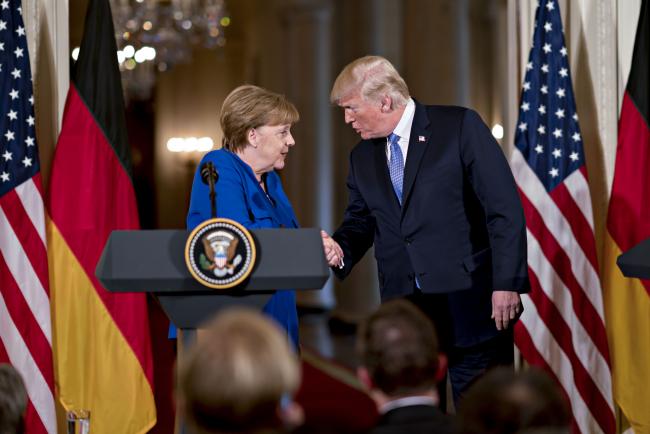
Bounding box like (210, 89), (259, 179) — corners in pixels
(0, 1), (57, 433)
(509, 1), (615, 434)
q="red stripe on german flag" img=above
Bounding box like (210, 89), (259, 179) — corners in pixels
(607, 93), (650, 265)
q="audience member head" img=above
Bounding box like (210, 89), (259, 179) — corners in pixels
(0, 364), (27, 434)
(178, 308), (302, 434)
(458, 367), (570, 434)
(356, 299), (445, 404)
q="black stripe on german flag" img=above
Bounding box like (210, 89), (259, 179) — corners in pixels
(72, 0), (132, 178)
(627, 0), (649, 128)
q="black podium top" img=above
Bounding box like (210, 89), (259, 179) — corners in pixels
(96, 228), (330, 329)
(617, 237), (650, 279)
(96, 228), (329, 293)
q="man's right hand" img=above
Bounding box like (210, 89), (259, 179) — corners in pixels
(321, 230), (344, 268)
(491, 290), (522, 330)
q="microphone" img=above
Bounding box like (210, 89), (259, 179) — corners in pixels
(199, 162), (218, 218)
(200, 161), (218, 186)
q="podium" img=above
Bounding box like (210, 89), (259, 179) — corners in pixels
(96, 227), (329, 434)
(617, 237), (650, 279)
(96, 227), (329, 344)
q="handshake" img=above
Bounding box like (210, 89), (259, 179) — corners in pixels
(320, 230), (344, 269)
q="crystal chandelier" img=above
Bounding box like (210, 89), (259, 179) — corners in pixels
(109, 0), (230, 99)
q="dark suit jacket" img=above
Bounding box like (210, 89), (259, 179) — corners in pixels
(368, 405), (456, 434)
(333, 101), (529, 346)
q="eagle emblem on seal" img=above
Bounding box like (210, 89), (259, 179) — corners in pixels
(199, 230), (243, 277)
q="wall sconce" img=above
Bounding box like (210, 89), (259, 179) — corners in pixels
(166, 137), (214, 153)
(491, 123), (504, 140)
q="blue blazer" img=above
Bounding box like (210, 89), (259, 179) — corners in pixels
(186, 149), (300, 348)
(333, 101), (529, 346)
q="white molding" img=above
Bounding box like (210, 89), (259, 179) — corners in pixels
(577, 0), (618, 194)
(23, 0), (69, 134)
(23, 0), (38, 75)
(47, 0), (70, 133)
(617, 0), (641, 109)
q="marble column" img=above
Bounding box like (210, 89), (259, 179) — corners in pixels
(281, 1), (336, 309)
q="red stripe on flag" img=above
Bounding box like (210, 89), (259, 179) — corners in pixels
(0, 255), (54, 392)
(48, 85), (154, 386)
(549, 182), (599, 271)
(23, 400), (48, 434)
(526, 270), (615, 432)
(514, 322), (581, 434)
(519, 191), (610, 356)
(0, 329), (49, 434)
(32, 174), (44, 197)
(0, 190), (49, 291)
(0, 338), (8, 362)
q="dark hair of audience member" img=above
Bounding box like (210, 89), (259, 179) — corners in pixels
(458, 367), (570, 434)
(0, 364), (28, 434)
(357, 299), (440, 397)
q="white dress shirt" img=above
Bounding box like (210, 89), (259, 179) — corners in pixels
(379, 395), (439, 415)
(386, 98), (416, 166)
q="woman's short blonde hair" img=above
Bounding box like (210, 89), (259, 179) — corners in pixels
(178, 308), (300, 434)
(220, 85), (299, 153)
(330, 55), (410, 107)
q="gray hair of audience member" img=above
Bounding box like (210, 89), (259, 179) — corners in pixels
(357, 299), (440, 397)
(330, 55), (410, 107)
(0, 364), (27, 434)
(220, 84), (299, 153)
(178, 308), (301, 434)
(457, 367), (571, 434)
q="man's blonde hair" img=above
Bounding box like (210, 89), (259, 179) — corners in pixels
(178, 308), (300, 434)
(330, 55), (410, 107)
(220, 85), (299, 153)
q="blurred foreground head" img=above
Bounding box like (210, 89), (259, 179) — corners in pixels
(458, 366), (570, 434)
(356, 299), (443, 399)
(0, 364), (27, 434)
(178, 308), (301, 434)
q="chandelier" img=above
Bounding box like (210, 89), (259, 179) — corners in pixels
(108, 0), (230, 99)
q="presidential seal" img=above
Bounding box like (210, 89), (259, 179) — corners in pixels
(185, 218), (257, 289)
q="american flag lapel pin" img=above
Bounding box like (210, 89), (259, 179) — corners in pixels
(418, 135), (426, 142)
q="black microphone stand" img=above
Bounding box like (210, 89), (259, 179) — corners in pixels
(200, 162), (219, 218)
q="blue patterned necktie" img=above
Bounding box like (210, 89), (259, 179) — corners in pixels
(388, 133), (404, 204)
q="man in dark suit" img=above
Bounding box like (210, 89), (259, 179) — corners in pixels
(323, 55), (529, 405)
(357, 299), (456, 434)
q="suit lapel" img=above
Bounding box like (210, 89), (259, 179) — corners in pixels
(373, 137), (401, 210)
(401, 101), (431, 213)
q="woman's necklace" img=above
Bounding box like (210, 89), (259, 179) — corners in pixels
(258, 174), (275, 205)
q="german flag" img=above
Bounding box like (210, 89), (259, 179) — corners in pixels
(46, 0), (156, 432)
(602, 1), (650, 432)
